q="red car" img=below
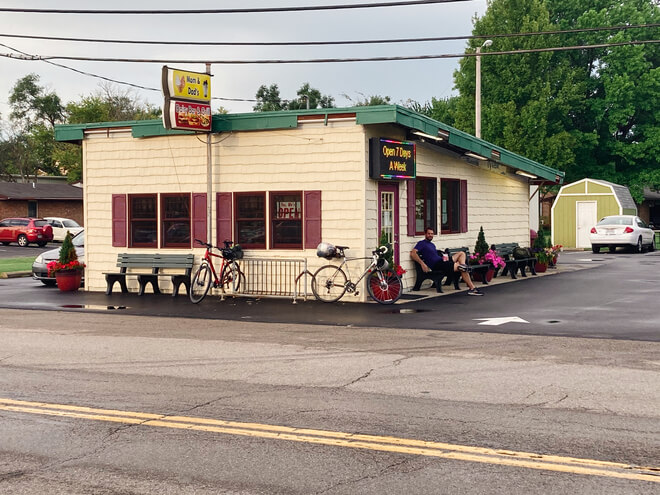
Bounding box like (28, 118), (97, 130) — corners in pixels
(0, 217), (54, 247)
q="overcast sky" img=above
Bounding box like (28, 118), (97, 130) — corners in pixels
(0, 0), (488, 123)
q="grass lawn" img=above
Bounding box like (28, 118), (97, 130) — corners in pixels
(0, 257), (35, 273)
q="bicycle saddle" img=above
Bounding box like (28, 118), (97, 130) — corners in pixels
(335, 245), (349, 250)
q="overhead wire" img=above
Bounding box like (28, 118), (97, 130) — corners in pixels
(0, 23), (657, 46)
(0, 1), (472, 15)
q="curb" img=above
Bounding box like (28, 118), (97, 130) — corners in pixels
(0, 271), (32, 279)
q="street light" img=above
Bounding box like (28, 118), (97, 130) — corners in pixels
(475, 39), (492, 139)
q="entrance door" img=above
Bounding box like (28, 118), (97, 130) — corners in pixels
(576, 201), (597, 248)
(378, 183), (399, 264)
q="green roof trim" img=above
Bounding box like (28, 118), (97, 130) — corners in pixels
(54, 105), (564, 183)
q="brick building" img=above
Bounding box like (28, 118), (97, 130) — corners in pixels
(0, 182), (83, 224)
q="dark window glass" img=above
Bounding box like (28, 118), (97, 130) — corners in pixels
(162, 194), (191, 248)
(129, 194), (157, 247)
(415, 178), (436, 235)
(271, 192), (302, 248)
(34, 220), (48, 227)
(235, 193), (266, 248)
(28, 201), (37, 217)
(441, 179), (460, 234)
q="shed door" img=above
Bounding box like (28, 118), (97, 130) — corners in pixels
(576, 201), (597, 248)
(378, 183), (399, 265)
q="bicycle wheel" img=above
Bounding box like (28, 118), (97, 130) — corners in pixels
(312, 265), (347, 303)
(367, 269), (402, 305)
(220, 262), (245, 295)
(190, 263), (213, 304)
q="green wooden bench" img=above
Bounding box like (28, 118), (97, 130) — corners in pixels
(490, 243), (537, 279)
(412, 246), (491, 292)
(104, 253), (195, 296)
(446, 247), (491, 286)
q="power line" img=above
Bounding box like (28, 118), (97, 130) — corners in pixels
(0, 23), (657, 47)
(0, 1), (471, 15)
(2, 39), (657, 65)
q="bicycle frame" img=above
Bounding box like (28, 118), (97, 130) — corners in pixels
(334, 255), (378, 292)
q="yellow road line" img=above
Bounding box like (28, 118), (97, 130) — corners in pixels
(0, 398), (657, 483)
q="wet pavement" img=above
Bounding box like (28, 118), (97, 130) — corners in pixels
(2, 251), (659, 342)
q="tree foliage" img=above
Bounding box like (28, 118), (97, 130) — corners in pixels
(446, 0), (659, 203)
(66, 83), (161, 123)
(254, 83), (335, 111)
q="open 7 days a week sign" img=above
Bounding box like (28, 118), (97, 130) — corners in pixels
(369, 138), (416, 180)
(162, 66), (212, 132)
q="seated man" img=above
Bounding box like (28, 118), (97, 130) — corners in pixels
(410, 227), (484, 296)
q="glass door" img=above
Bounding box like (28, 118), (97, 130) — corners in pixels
(378, 183), (399, 264)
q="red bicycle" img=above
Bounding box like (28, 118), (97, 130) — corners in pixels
(190, 239), (245, 304)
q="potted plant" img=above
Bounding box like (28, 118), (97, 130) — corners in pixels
(533, 230), (551, 272)
(47, 231), (85, 291)
(469, 227), (504, 282)
(548, 244), (563, 267)
(378, 230), (406, 277)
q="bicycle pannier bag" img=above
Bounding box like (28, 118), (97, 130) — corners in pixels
(232, 244), (244, 259)
(316, 242), (336, 259)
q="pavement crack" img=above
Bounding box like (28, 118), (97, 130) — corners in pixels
(343, 368), (375, 387)
(313, 458), (412, 494)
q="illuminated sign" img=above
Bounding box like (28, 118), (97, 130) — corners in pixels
(162, 66), (211, 102)
(369, 138), (416, 180)
(163, 100), (212, 132)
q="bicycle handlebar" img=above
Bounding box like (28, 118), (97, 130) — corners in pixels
(194, 238), (234, 250)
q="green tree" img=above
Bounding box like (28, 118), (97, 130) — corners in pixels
(343, 93), (392, 106)
(66, 83), (161, 123)
(474, 226), (490, 256)
(287, 83), (335, 110)
(253, 84), (285, 111)
(448, 0), (659, 202)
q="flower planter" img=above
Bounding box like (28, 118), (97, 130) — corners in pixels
(55, 270), (82, 292)
(472, 267), (495, 282)
(534, 261), (548, 273)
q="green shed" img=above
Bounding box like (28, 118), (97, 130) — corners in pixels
(551, 178), (637, 249)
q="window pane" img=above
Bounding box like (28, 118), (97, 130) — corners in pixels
(441, 180), (460, 233)
(415, 181), (425, 233)
(163, 196), (189, 218)
(132, 197), (156, 219)
(238, 195), (265, 218)
(132, 221), (157, 244)
(163, 221), (191, 245)
(271, 193), (302, 248)
(237, 220), (265, 245)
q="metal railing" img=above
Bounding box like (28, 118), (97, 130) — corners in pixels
(231, 257), (312, 303)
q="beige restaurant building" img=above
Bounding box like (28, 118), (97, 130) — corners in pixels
(55, 105), (564, 299)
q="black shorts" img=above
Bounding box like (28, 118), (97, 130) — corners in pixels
(431, 259), (455, 276)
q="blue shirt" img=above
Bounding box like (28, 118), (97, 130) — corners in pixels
(414, 239), (442, 266)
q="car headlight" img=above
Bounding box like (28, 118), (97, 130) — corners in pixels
(35, 254), (43, 263)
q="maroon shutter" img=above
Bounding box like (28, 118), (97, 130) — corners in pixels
(112, 194), (127, 247)
(304, 190), (321, 249)
(216, 192), (232, 246)
(407, 180), (416, 236)
(191, 193), (207, 246)
(460, 180), (468, 233)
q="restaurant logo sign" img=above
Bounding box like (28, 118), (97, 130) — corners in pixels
(369, 138), (416, 180)
(162, 66), (212, 132)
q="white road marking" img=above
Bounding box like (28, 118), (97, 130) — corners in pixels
(473, 317), (529, 326)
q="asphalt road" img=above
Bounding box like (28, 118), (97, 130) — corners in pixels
(1, 250), (659, 341)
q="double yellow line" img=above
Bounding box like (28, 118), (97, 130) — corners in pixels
(1, 397), (658, 483)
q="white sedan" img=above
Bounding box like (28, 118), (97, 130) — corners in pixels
(590, 215), (655, 253)
(44, 217), (84, 242)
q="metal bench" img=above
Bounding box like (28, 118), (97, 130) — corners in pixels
(104, 253), (195, 296)
(490, 243), (537, 279)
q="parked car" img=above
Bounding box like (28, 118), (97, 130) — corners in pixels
(589, 215), (655, 253)
(0, 217), (54, 247)
(44, 217), (84, 242)
(32, 230), (85, 286)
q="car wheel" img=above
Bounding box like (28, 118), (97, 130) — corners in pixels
(650, 240), (656, 252)
(17, 234), (28, 247)
(592, 245), (600, 253)
(609, 245), (616, 253)
(635, 237), (643, 253)
(41, 279), (56, 287)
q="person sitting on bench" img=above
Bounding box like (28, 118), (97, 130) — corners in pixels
(410, 227), (484, 296)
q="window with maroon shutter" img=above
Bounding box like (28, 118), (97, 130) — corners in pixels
(129, 194), (157, 247)
(112, 194), (127, 247)
(271, 191), (302, 249)
(216, 192), (232, 247)
(304, 190), (321, 249)
(235, 192), (266, 249)
(161, 193), (191, 248)
(440, 179), (461, 234)
(410, 177), (437, 236)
